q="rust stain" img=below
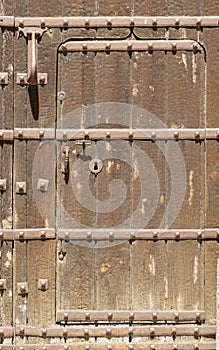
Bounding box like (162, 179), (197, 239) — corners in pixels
(106, 160), (114, 174)
(100, 262), (111, 273)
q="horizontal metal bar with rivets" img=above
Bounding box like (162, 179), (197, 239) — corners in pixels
(0, 229), (55, 241)
(58, 229), (219, 241)
(0, 129), (218, 140)
(56, 310), (205, 323)
(7, 16), (219, 29)
(12, 343), (216, 350)
(59, 40), (201, 53)
(15, 325), (215, 338)
(56, 128), (219, 140)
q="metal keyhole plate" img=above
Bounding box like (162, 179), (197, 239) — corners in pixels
(89, 159), (103, 175)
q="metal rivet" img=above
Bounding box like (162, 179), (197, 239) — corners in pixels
(105, 42), (111, 51)
(64, 312), (68, 321)
(0, 131), (4, 139)
(39, 130), (44, 138)
(216, 130), (219, 138)
(172, 42), (177, 51)
(148, 43), (153, 52)
(18, 282), (28, 295)
(194, 327), (199, 336)
(193, 43), (198, 53)
(172, 327), (177, 336)
(130, 232), (135, 240)
(175, 18), (180, 27)
(41, 19), (46, 28)
(0, 179), (6, 191)
(82, 43), (88, 52)
(129, 346), (134, 350)
(174, 131), (179, 139)
(107, 18), (112, 27)
(85, 312), (90, 320)
(106, 131), (111, 138)
(151, 131), (156, 139)
(84, 328), (89, 337)
(130, 18), (135, 26)
(85, 346), (90, 350)
(175, 231), (180, 240)
(194, 344), (199, 350)
(127, 42), (132, 51)
(109, 232), (114, 241)
(37, 178), (49, 192)
(40, 230), (46, 239)
(63, 329), (68, 337)
(42, 347), (47, 350)
(0, 279), (6, 290)
(152, 312), (157, 322)
(196, 312), (201, 322)
(153, 231), (158, 241)
(19, 19), (24, 27)
(150, 327), (155, 336)
(129, 327), (133, 336)
(196, 19), (202, 28)
(0, 232), (3, 241)
(42, 328), (47, 337)
(87, 232), (92, 241)
(19, 231), (24, 240)
(65, 232), (70, 241)
(16, 182), (26, 194)
(174, 312), (180, 322)
(64, 346), (68, 350)
(197, 231), (202, 240)
(18, 130), (23, 138)
(108, 312), (113, 320)
(106, 328), (111, 337)
(85, 19), (90, 27)
(19, 327), (24, 336)
(19, 347), (24, 350)
(63, 19), (68, 26)
(150, 346), (156, 350)
(108, 346), (112, 350)
(195, 131), (200, 138)
(38, 279), (48, 291)
(152, 18), (157, 26)
(129, 130), (134, 138)
(84, 131), (89, 139)
(129, 312), (134, 320)
(172, 345), (178, 350)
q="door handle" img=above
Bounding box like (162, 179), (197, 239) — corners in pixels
(62, 146), (70, 176)
(17, 27), (48, 85)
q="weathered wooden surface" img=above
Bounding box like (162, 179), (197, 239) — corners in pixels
(0, 0), (218, 348)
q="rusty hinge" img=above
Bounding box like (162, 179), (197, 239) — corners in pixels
(58, 229), (219, 242)
(15, 324), (215, 338)
(56, 310), (205, 323)
(17, 27), (47, 85)
(59, 40), (201, 53)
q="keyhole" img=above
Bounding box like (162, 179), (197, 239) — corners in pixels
(94, 162), (98, 171)
(89, 158), (103, 174)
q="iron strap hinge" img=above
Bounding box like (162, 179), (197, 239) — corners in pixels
(1, 16), (219, 29)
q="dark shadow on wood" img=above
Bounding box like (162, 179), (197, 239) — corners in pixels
(28, 85), (39, 120)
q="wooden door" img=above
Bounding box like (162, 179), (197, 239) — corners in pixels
(0, 2), (218, 349)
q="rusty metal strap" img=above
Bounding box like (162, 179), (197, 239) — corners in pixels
(58, 229), (219, 242)
(1, 229), (219, 241)
(0, 129), (218, 140)
(10, 343), (216, 350)
(60, 40), (201, 53)
(16, 324), (215, 338)
(56, 310), (205, 323)
(1, 16), (219, 28)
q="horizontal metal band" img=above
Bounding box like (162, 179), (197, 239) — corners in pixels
(16, 324), (215, 338)
(0, 229), (55, 241)
(8, 16), (219, 29)
(60, 40), (201, 53)
(56, 310), (205, 323)
(0, 129), (218, 141)
(58, 229), (219, 241)
(1, 229), (219, 241)
(11, 343), (217, 350)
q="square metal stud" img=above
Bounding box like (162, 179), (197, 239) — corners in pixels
(17, 282), (28, 295)
(37, 279), (48, 291)
(16, 73), (28, 85)
(37, 178), (49, 192)
(16, 182), (26, 194)
(0, 279), (6, 290)
(0, 73), (9, 85)
(0, 179), (7, 191)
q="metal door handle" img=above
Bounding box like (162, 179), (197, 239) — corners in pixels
(17, 27), (48, 85)
(62, 146), (70, 175)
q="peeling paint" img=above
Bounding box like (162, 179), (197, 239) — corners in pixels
(193, 255), (198, 284)
(100, 262), (111, 273)
(192, 54), (197, 84)
(181, 53), (187, 70)
(188, 170), (194, 207)
(149, 255), (155, 276)
(133, 160), (139, 180)
(5, 251), (12, 268)
(132, 84), (138, 96)
(164, 277), (168, 300)
(106, 160), (114, 174)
